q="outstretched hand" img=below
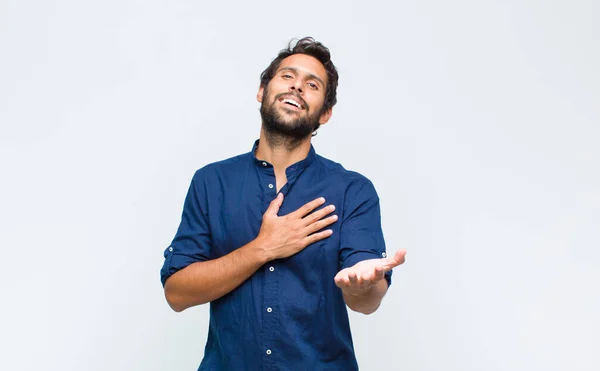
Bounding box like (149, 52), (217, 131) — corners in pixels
(334, 249), (406, 296)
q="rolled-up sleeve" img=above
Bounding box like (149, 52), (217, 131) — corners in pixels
(339, 179), (392, 286)
(160, 169), (212, 287)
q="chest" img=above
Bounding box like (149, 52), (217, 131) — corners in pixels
(205, 174), (344, 265)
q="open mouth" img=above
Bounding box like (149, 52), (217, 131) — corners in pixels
(278, 95), (304, 110)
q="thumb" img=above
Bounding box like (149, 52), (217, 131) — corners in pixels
(266, 192), (284, 216)
(381, 249), (407, 271)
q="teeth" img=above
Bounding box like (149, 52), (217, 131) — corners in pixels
(283, 98), (301, 108)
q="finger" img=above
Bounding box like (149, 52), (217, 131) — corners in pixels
(361, 273), (372, 286)
(306, 214), (338, 234)
(302, 204), (336, 225)
(265, 192), (284, 216)
(303, 229), (333, 247)
(291, 197), (326, 218)
(334, 273), (348, 288)
(381, 249), (407, 272)
(348, 271), (358, 285)
(373, 266), (385, 281)
(334, 271), (352, 289)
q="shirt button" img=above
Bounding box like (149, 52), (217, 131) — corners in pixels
(266, 349), (272, 355)
(169, 247), (173, 252)
(262, 162), (267, 167)
(269, 266), (274, 272)
(382, 252), (387, 258)
(268, 184), (274, 189)
(266, 307), (272, 313)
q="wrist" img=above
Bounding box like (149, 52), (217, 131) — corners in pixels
(247, 236), (273, 264)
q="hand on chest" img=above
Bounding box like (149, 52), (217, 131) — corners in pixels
(210, 189), (343, 262)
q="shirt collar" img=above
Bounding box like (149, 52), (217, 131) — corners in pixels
(251, 139), (317, 175)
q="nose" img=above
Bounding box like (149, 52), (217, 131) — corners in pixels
(290, 80), (303, 94)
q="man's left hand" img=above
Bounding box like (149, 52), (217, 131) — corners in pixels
(334, 249), (406, 296)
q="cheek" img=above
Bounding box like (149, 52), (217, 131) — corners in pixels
(267, 80), (285, 94)
(265, 91), (278, 105)
(307, 95), (325, 112)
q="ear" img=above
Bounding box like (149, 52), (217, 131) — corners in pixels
(318, 108), (333, 125)
(257, 86), (264, 103)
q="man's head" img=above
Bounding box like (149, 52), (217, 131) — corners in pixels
(257, 37), (339, 145)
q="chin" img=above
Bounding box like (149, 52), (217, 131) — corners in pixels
(275, 109), (304, 122)
(278, 107), (304, 117)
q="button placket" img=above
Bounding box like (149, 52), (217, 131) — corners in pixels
(260, 168), (278, 366)
(263, 256), (278, 366)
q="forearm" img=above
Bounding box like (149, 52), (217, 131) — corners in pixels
(164, 238), (270, 312)
(342, 279), (388, 315)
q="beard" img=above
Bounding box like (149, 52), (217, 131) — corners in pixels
(260, 88), (323, 150)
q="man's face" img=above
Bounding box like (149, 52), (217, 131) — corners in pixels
(258, 54), (332, 140)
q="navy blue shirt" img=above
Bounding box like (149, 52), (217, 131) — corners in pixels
(161, 140), (391, 370)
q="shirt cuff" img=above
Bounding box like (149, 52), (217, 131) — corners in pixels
(160, 247), (208, 287)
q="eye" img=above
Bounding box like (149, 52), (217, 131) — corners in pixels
(282, 74), (292, 79)
(308, 82), (318, 90)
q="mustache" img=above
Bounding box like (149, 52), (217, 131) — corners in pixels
(273, 92), (309, 110)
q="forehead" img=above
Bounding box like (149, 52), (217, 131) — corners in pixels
(277, 54), (328, 84)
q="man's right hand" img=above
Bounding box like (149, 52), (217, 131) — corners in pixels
(256, 192), (338, 261)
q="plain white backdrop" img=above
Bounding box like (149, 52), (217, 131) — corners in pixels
(1, 0), (598, 370)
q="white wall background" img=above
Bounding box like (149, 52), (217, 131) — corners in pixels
(1, 0), (598, 370)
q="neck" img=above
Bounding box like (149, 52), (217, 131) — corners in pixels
(255, 127), (312, 172)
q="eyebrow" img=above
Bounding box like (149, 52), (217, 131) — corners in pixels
(278, 66), (325, 88)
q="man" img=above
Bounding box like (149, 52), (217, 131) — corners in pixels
(160, 37), (406, 370)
